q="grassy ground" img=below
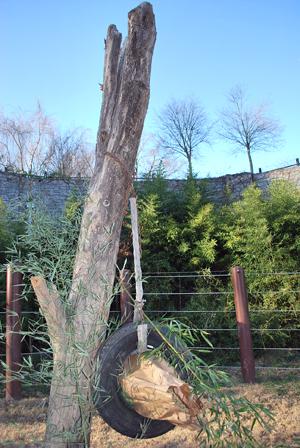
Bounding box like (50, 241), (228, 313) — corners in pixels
(1, 371), (300, 448)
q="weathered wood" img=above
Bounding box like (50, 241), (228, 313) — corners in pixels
(33, 4), (156, 447)
(31, 276), (66, 358)
(130, 197), (144, 322)
(120, 269), (133, 324)
(231, 267), (256, 383)
(6, 266), (22, 401)
(137, 323), (148, 353)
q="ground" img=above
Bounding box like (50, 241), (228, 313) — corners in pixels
(1, 373), (300, 447)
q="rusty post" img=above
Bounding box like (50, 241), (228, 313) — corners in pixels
(120, 269), (133, 325)
(6, 265), (22, 401)
(231, 266), (255, 383)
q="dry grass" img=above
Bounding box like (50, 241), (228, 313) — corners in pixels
(0, 376), (300, 448)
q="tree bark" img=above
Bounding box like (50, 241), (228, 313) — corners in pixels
(187, 156), (193, 179)
(31, 3), (156, 447)
(246, 146), (254, 182)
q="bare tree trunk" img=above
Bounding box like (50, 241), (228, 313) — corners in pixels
(246, 146), (254, 182)
(31, 4), (156, 447)
(187, 156), (193, 179)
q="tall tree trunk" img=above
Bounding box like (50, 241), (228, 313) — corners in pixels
(246, 145), (254, 182)
(187, 156), (193, 179)
(31, 4), (156, 447)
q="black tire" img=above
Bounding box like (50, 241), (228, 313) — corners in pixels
(93, 321), (190, 439)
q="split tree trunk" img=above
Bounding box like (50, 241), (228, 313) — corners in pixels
(31, 4), (156, 447)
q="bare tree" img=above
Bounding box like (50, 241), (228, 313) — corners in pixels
(47, 128), (94, 177)
(219, 86), (282, 181)
(30, 3), (156, 447)
(0, 103), (54, 174)
(158, 99), (211, 178)
(0, 106), (94, 177)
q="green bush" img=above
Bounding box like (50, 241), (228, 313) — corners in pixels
(3, 175), (300, 361)
(216, 183), (300, 352)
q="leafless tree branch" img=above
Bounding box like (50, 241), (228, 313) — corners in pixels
(219, 86), (283, 180)
(157, 99), (212, 177)
(0, 105), (94, 177)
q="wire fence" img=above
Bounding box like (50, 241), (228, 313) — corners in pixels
(1, 269), (300, 382)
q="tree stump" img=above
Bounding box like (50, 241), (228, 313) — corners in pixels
(31, 3), (156, 446)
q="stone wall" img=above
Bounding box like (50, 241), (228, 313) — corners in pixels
(143, 164), (300, 204)
(0, 172), (88, 215)
(0, 164), (299, 214)
(204, 164), (300, 204)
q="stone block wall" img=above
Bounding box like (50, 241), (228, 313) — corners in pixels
(203, 164), (300, 204)
(0, 164), (299, 214)
(0, 172), (88, 215)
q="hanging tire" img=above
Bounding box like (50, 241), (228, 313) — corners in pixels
(93, 321), (190, 439)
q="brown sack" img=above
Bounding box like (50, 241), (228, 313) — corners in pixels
(120, 355), (203, 430)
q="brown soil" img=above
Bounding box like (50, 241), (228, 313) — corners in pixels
(0, 381), (299, 447)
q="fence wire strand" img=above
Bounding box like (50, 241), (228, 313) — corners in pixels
(1, 269), (300, 384)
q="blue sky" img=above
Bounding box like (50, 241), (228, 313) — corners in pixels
(1, 0), (299, 177)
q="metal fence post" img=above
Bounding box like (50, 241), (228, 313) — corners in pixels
(6, 265), (22, 401)
(231, 266), (255, 383)
(120, 269), (133, 324)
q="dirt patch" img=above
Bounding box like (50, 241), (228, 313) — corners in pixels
(1, 380), (300, 447)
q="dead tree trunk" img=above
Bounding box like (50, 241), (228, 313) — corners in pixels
(31, 3), (156, 447)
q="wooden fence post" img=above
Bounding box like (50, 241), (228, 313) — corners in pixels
(120, 269), (133, 324)
(231, 266), (255, 383)
(6, 265), (22, 401)
(130, 197), (144, 323)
